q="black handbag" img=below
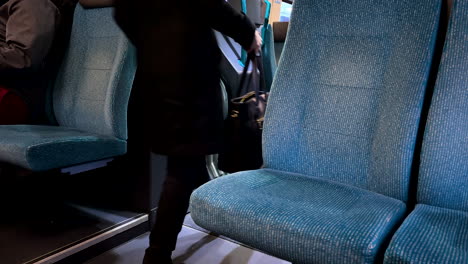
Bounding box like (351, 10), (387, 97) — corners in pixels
(218, 53), (269, 173)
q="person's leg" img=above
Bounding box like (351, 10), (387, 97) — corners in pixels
(143, 155), (210, 263)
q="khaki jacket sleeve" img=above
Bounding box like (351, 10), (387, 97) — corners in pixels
(0, 0), (58, 70)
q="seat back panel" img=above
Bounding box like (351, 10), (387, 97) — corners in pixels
(418, 0), (468, 211)
(53, 5), (136, 140)
(263, 0), (442, 201)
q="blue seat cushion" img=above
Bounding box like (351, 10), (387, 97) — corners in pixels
(190, 169), (406, 264)
(0, 125), (126, 171)
(384, 204), (468, 264)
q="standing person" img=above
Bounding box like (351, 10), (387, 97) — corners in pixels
(114, 0), (262, 263)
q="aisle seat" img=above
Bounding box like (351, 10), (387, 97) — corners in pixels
(384, 0), (468, 262)
(190, 0), (443, 263)
(0, 4), (136, 172)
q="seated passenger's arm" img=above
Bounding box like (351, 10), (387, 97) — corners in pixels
(200, 0), (256, 51)
(0, 0), (58, 71)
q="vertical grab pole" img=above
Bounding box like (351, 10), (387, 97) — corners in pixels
(239, 0), (248, 66)
(261, 0), (272, 43)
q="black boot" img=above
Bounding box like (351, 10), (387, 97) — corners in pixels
(142, 247), (173, 264)
(147, 155), (210, 263)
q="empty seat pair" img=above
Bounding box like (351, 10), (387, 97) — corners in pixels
(190, 0), (465, 263)
(0, 5), (136, 171)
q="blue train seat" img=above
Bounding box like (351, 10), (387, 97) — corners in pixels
(190, 0), (442, 263)
(384, 0), (468, 262)
(0, 5), (136, 172)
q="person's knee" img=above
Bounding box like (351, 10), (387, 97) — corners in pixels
(166, 155), (208, 186)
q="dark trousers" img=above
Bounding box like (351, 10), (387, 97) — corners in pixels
(148, 155), (210, 252)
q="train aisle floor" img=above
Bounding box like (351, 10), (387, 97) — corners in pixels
(0, 201), (141, 264)
(85, 214), (291, 264)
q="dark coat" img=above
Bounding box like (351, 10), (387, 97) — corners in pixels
(114, 0), (255, 156)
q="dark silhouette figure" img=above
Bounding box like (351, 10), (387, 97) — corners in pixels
(114, 0), (262, 263)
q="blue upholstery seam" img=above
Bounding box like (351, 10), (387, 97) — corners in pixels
(261, 168), (406, 203)
(304, 127), (370, 140)
(108, 43), (126, 139)
(307, 82), (381, 91)
(24, 137), (124, 150)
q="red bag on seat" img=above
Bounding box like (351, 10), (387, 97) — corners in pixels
(0, 86), (29, 124)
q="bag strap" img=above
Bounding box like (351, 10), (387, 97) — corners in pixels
(238, 52), (253, 97)
(237, 52), (267, 105)
(251, 53), (266, 106)
(256, 52), (266, 94)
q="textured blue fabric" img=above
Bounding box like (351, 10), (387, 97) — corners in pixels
(0, 125), (126, 171)
(52, 5), (137, 140)
(191, 0), (442, 262)
(191, 169), (406, 264)
(263, 0), (441, 202)
(416, 0), (468, 212)
(384, 1), (468, 263)
(384, 204), (468, 264)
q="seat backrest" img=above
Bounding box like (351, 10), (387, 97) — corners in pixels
(263, 0), (442, 202)
(417, 0), (468, 211)
(52, 5), (136, 140)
